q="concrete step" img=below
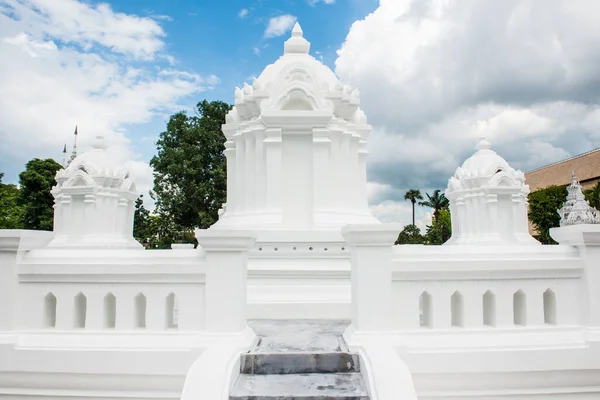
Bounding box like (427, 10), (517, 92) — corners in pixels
(241, 352), (360, 375)
(229, 372), (369, 400)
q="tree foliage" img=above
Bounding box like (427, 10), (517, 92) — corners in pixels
(404, 189), (423, 226)
(584, 181), (600, 210)
(528, 185), (568, 244)
(425, 208), (452, 245)
(419, 189), (450, 220)
(395, 224), (425, 245)
(18, 158), (62, 230)
(150, 100), (231, 233)
(0, 173), (23, 229)
(133, 195), (152, 246)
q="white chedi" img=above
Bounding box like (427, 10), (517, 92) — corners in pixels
(558, 172), (600, 226)
(214, 23), (378, 230)
(48, 135), (142, 249)
(445, 138), (539, 245)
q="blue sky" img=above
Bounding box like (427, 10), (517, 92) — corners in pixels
(2, 0), (600, 227)
(0, 0), (378, 184)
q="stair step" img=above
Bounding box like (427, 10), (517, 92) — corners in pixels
(230, 373), (369, 400)
(241, 352), (360, 374)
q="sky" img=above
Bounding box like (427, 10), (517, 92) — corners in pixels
(1, 0), (600, 230)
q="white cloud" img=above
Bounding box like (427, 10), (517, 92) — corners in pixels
(238, 8), (248, 18)
(0, 0), (217, 206)
(337, 0), (600, 209)
(264, 14), (297, 38)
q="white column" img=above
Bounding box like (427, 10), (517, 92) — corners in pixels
(255, 130), (265, 211)
(485, 193), (499, 241)
(85, 292), (103, 330)
(195, 230), (256, 333)
(53, 194), (62, 234)
(329, 129), (342, 211)
(116, 197), (128, 238)
(61, 195), (72, 237)
(357, 139), (369, 210)
(264, 128), (282, 213)
(313, 128), (331, 213)
(339, 131), (351, 210)
(234, 133), (246, 213)
(349, 133), (361, 209)
(224, 141), (236, 213)
(245, 133), (255, 212)
(342, 224), (402, 333)
(550, 225), (600, 327)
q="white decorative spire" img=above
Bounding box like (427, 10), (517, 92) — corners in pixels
(69, 125), (78, 164)
(475, 136), (492, 151)
(62, 144), (67, 168)
(558, 171), (600, 226)
(284, 22), (310, 55)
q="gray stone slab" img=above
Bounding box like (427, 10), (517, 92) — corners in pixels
(241, 352), (360, 375)
(248, 320), (350, 353)
(230, 373), (369, 400)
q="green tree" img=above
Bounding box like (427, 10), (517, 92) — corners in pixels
(133, 195), (152, 247)
(419, 189), (450, 220)
(404, 189), (423, 226)
(528, 185), (568, 244)
(150, 100), (231, 235)
(18, 158), (62, 230)
(395, 224), (425, 245)
(584, 181), (600, 210)
(0, 173), (24, 229)
(425, 208), (452, 245)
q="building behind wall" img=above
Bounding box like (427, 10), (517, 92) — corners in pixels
(525, 148), (600, 235)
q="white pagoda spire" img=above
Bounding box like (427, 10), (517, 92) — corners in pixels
(69, 125), (78, 164)
(558, 171), (600, 226)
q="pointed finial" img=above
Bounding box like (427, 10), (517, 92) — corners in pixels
(69, 125), (78, 163)
(284, 20), (310, 55)
(572, 170), (578, 184)
(475, 136), (491, 151)
(292, 22), (303, 37)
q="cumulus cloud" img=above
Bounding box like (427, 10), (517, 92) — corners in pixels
(238, 8), (248, 18)
(338, 0), (600, 223)
(264, 14), (297, 38)
(0, 0), (217, 205)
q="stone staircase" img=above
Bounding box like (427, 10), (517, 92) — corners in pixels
(229, 320), (370, 400)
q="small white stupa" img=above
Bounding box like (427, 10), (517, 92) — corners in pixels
(445, 138), (539, 245)
(212, 23), (379, 232)
(558, 172), (600, 226)
(48, 135), (142, 249)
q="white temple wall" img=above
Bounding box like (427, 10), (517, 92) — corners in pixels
(16, 250), (206, 332)
(390, 252), (581, 331)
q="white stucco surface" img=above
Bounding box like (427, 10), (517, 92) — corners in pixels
(2, 24), (600, 400)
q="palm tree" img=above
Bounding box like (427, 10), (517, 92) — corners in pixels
(419, 189), (450, 221)
(404, 189), (423, 226)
